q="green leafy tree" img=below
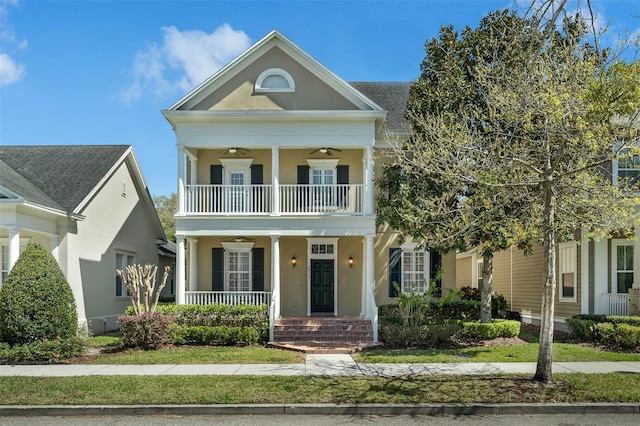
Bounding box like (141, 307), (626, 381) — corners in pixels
(153, 193), (177, 242)
(0, 242), (78, 345)
(378, 9), (539, 324)
(381, 0), (640, 382)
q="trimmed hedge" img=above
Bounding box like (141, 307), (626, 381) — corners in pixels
(380, 322), (461, 349)
(459, 319), (521, 340)
(120, 304), (269, 347)
(118, 313), (172, 349)
(172, 325), (260, 346)
(0, 242), (78, 345)
(0, 337), (85, 364)
(566, 314), (640, 351)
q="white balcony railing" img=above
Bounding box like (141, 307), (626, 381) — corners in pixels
(601, 293), (629, 316)
(185, 291), (271, 306)
(182, 184), (364, 214)
(280, 184), (363, 213)
(185, 185), (272, 214)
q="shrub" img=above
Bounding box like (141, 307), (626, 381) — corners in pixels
(380, 322), (461, 349)
(0, 337), (85, 363)
(0, 242), (78, 345)
(459, 286), (481, 300)
(118, 313), (172, 349)
(565, 316), (598, 341)
(459, 319), (521, 340)
(172, 325), (260, 346)
(433, 300), (481, 321)
(612, 323), (640, 350)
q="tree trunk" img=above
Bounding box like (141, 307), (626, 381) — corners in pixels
(534, 180), (557, 383)
(480, 253), (493, 323)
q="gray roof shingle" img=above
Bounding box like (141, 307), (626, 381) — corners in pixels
(349, 82), (411, 132)
(0, 145), (130, 213)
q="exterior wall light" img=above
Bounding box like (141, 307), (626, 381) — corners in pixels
(348, 255), (354, 268)
(291, 255), (297, 268)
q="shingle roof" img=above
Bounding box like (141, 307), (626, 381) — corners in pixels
(0, 145), (130, 213)
(349, 82), (411, 132)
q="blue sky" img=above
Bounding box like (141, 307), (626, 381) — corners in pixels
(1, 0), (638, 197)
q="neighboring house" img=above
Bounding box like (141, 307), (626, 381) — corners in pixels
(0, 145), (167, 335)
(456, 133), (640, 328)
(162, 30), (456, 345)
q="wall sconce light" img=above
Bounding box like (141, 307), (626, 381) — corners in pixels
(228, 147), (238, 154)
(291, 255), (297, 268)
(348, 255), (354, 268)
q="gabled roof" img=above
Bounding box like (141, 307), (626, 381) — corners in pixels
(167, 30), (384, 113)
(0, 145), (130, 214)
(350, 82), (411, 133)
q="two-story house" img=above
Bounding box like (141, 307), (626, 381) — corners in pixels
(162, 30), (457, 348)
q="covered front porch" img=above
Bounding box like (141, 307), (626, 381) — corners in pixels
(173, 233), (379, 343)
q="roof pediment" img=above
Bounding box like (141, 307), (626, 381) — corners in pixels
(166, 30), (384, 115)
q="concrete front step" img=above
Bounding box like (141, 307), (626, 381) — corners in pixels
(267, 341), (382, 354)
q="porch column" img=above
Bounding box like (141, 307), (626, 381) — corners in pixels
(187, 237), (198, 291)
(360, 237), (367, 317)
(593, 238), (608, 313)
(271, 235), (281, 318)
(8, 227), (19, 271)
(177, 145), (185, 214)
(365, 234), (377, 342)
(189, 157), (198, 185)
(580, 229), (589, 314)
(49, 235), (59, 262)
(272, 146), (280, 215)
(176, 235), (186, 305)
(364, 145), (374, 214)
(635, 228), (640, 289)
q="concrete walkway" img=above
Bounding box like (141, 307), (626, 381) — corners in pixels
(2, 354), (640, 377)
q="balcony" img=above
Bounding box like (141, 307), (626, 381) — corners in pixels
(183, 184), (364, 215)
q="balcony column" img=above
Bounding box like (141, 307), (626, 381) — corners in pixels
(177, 145), (185, 214)
(272, 146), (280, 215)
(271, 235), (281, 318)
(189, 157), (197, 185)
(364, 145), (374, 214)
(8, 227), (19, 272)
(176, 235), (186, 305)
(187, 237), (198, 291)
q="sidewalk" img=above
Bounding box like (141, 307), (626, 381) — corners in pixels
(2, 354), (640, 377)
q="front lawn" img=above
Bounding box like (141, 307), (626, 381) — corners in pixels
(354, 344), (640, 363)
(1, 374), (640, 405)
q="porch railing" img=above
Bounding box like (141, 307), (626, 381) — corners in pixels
(280, 184), (363, 213)
(185, 291), (271, 306)
(184, 185), (272, 214)
(601, 293), (629, 316)
(182, 184), (365, 214)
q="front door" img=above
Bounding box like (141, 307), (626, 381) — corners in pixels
(311, 259), (334, 314)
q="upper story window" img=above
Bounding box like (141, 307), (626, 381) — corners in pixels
(613, 145), (640, 188)
(255, 68), (295, 93)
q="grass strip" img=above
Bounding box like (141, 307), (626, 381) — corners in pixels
(354, 344), (640, 363)
(83, 346), (304, 365)
(1, 374), (639, 405)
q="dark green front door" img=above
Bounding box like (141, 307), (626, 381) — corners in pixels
(311, 259), (334, 313)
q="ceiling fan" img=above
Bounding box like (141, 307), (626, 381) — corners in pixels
(310, 147), (342, 156)
(219, 147), (250, 155)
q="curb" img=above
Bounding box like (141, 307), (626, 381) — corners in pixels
(1, 403), (639, 417)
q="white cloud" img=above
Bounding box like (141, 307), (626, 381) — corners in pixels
(0, 0), (26, 87)
(0, 52), (25, 86)
(122, 23), (251, 103)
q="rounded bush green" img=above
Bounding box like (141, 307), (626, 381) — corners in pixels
(0, 242), (78, 345)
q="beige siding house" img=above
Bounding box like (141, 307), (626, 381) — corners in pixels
(162, 30), (456, 346)
(0, 145), (167, 335)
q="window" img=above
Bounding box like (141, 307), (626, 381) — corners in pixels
(401, 243), (428, 294)
(307, 159), (339, 208)
(614, 147), (640, 188)
(255, 68), (295, 92)
(612, 240), (634, 294)
(115, 252), (135, 297)
(476, 260), (484, 289)
(1, 245), (8, 286)
(559, 241), (577, 301)
(222, 242), (253, 291)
